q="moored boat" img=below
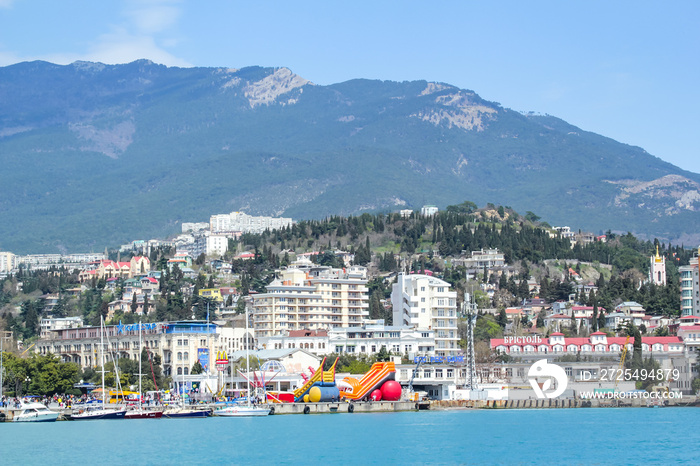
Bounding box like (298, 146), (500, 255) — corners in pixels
(163, 407), (212, 418)
(213, 404), (270, 417)
(12, 402), (59, 422)
(125, 408), (163, 419)
(71, 406), (126, 420)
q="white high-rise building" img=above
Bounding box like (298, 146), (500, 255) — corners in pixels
(680, 247), (700, 317)
(391, 273), (459, 356)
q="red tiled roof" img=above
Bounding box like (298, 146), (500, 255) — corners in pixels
(491, 335), (682, 349)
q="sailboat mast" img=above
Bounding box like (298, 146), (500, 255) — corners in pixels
(101, 316), (105, 405)
(139, 320), (142, 409)
(245, 305), (250, 406)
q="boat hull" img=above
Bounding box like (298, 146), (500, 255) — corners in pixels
(71, 408), (127, 420)
(13, 412), (59, 422)
(163, 409), (212, 418)
(214, 406), (270, 417)
(125, 410), (163, 419)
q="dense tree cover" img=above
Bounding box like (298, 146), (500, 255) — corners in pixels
(0, 352), (80, 396)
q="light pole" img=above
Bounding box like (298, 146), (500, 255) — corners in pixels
(1, 331), (11, 404)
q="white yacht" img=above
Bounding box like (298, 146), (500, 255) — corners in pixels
(13, 401), (59, 422)
(214, 404), (270, 417)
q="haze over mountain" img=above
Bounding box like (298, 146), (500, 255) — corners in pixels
(1, 60), (699, 254)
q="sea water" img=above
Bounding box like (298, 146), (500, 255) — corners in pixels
(1, 408), (698, 465)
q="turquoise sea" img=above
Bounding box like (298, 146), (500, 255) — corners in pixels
(2, 408), (698, 465)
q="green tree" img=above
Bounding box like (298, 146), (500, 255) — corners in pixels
(191, 360), (204, 375)
(496, 309), (507, 329)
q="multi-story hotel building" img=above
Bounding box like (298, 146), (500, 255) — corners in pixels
(36, 321), (253, 377)
(391, 273), (460, 356)
(251, 261), (369, 338)
(680, 247), (700, 317)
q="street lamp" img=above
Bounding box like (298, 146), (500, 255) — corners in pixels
(1, 332), (11, 403)
(24, 376), (31, 397)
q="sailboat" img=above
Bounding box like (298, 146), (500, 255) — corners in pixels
(126, 321), (163, 419)
(214, 306), (270, 417)
(72, 316), (126, 420)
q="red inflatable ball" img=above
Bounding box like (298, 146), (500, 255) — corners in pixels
(370, 389), (382, 401)
(380, 380), (402, 401)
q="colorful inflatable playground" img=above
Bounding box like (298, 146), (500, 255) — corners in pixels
(268, 357), (402, 404)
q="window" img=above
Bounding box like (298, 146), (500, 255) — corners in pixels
(177, 367), (182, 375)
(184, 352), (189, 361)
(177, 352), (182, 361)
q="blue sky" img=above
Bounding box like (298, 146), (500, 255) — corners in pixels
(1, 0), (698, 174)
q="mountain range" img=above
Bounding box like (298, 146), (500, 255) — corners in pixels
(1, 59), (699, 254)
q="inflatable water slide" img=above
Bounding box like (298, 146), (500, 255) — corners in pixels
(293, 357), (339, 402)
(339, 362), (396, 401)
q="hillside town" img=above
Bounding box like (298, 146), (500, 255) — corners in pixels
(1, 207), (700, 404)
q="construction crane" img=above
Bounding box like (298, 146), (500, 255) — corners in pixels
(407, 358), (423, 401)
(21, 343), (35, 356)
(614, 336), (631, 389)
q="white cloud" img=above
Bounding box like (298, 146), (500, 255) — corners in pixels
(0, 0), (16, 9)
(0, 0), (190, 67)
(124, 0), (183, 34)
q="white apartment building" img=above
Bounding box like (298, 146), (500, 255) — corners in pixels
(206, 234), (230, 256)
(391, 273), (460, 356)
(0, 251), (17, 274)
(16, 253), (106, 270)
(251, 261), (369, 338)
(39, 316), (83, 339)
(462, 248), (505, 269)
(420, 205), (439, 216)
(680, 247), (700, 317)
(209, 211), (294, 234)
